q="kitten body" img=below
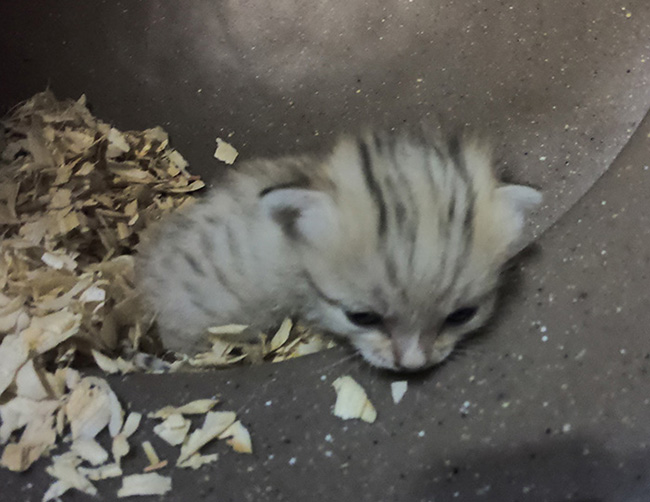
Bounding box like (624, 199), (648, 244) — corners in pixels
(138, 128), (541, 371)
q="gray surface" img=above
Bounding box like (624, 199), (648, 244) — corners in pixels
(3, 1), (650, 501)
(1, 1), (650, 237)
(4, 106), (650, 502)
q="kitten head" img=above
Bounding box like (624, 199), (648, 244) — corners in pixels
(262, 131), (541, 371)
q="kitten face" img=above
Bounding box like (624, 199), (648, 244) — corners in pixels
(263, 131), (541, 371)
(298, 238), (500, 371)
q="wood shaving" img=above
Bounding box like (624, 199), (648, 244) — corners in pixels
(70, 438), (109, 466)
(15, 358), (49, 401)
(206, 324), (248, 336)
(117, 472), (172, 498)
(121, 412), (142, 438)
(177, 453), (219, 470)
(0, 397), (58, 444)
(0, 398), (60, 471)
(148, 398), (219, 419)
(112, 433), (130, 466)
(189, 320), (336, 368)
(332, 376), (377, 423)
(143, 460), (168, 473)
(153, 414), (191, 446)
(65, 377), (123, 440)
(269, 318), (292, 352)
(141, 441), (168, 472)
(213, 138), (239, 164)
(0, 334), (29, 395)
(91, 350), (136, 375)
(44, 452), (98, 500)
(177, 411), (237, 465)
(78, 462), (123, 481)
(218, 420), (253, 454)
(390, 381), (408, 404)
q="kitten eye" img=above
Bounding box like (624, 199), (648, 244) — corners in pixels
(444, 306), (478, 326)
(345, 311), (383, 327)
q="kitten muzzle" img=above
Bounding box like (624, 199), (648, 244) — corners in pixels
(391, 335), (427, 370)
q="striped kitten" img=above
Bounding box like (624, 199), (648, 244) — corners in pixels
(138, 128), (541, 371)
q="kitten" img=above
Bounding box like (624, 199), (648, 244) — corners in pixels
(137, 127), (541, 371)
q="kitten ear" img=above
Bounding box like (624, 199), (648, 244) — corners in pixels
(497, 184), (543, 242)
(260, 188), (338, 245)
(498, 185), (543, 215)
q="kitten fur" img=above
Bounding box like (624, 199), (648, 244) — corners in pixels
(137, 127), (541, 371)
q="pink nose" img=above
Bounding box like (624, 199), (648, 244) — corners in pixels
(396, 350), (426, 370)
(392, 337), (427, 369)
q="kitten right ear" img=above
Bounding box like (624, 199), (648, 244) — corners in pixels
(260, 188), (339, 245)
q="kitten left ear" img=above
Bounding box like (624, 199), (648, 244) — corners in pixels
(497, 184), (543, 238)
(260, 188), (339, 245)
(498, 185), (542, 214)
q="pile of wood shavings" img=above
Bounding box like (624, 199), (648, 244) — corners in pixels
(0, 91), (332, 495)
(0, 90), (204, 363)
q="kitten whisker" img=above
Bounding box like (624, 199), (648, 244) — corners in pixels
(313, 351), (362, 375)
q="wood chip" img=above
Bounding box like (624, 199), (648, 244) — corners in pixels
(0, 334), (29, 396)
(148, 399), (219, 419)
(106, 128), (131, 158)
(78, 462), (123, 481)
(22, 310), (82, 355)
(332, 376), (377, 423)
(65, 377), (123, 440)
(117, 473), (172, 498)
(206, 324), (248, 336)
(112, 433), (130, 466)
(177, 453), (219, 470)
(390, 381), (408, 404)
(213, 138), (238, 164)
(121, 412), (142, 438)
(218, 420), (253, 454)
(269, 318), (292, 352)
(44, 452), (97, 500)
(141, 440), (161, 466)
(71, 438), (109, 466)
(91, 350), (136, 375)
(177, 411), (237, 464)
(0, 397), (59, 444)
(153, 414), (191, 446)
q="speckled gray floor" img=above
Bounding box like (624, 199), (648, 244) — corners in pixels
(2, 1), (650, 501)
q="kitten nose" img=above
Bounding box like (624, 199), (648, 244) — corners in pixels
(392, 336), (426, 370)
